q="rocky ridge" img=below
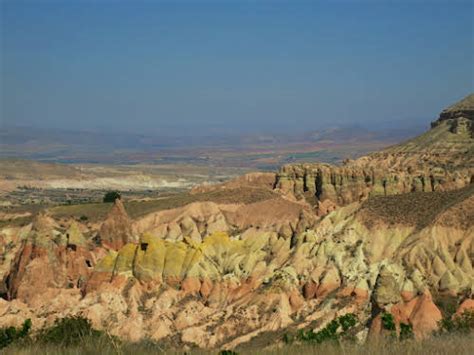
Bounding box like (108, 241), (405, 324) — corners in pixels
(0, 94), (473, 350)
(275, 94), (474, 214)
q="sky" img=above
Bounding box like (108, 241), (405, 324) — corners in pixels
(1, 0), (473, 136)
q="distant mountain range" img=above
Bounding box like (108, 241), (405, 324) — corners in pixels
(0, 122), (425, 168)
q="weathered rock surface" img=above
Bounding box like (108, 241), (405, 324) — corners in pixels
(190, 172), (276, 194)
(0, 94), (473, 350)
(275, 103), (474, 214)
(99, 199), (136, 250)
(0, 183), (471, 348)
(435, 93), (474, 125)
(3, 214), (100, 306)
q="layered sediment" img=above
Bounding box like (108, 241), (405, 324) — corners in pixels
(275, 98), (474, 214)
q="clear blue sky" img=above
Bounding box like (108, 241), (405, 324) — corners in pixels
(1, 0), (473, 135)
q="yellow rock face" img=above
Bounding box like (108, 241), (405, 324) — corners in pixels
(100, 231), (283, 286)
(94, 250), (118, 273)
(66, 221), (87, 247)
(134, 234), (167, 282)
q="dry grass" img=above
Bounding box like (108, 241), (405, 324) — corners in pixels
(48, 187), (278, 222)
(0, 186), (276, 227)
(5, 335), (474, 355)
(360, 184), (474, 229)
(270, 335), (474, 355)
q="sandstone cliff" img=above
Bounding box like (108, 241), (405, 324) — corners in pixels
(435, 93), (474, 123)
(275, 96), (474, 214)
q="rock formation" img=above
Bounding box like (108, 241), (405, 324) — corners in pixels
(99, 198), (136, 250)
(435, 93), (474, 124)
(3, 213), (98, 306)
(0, 94), (473, 350)
(275, 94), (474, 214)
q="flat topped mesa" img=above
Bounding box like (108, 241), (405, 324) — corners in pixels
(435, 93), (474, 122)
(430, 93), (474, 138)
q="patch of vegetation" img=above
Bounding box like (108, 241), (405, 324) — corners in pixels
(4, 315), (474, 354)
(434, 294), (459, 319)
(284, 313), (358, 345)
(438, 310), (474, 335)
(49, 202), (111, 222)
(361, 184), (474, 230)
(0, 319), (31, 349)
(381, 312), (396, 331)
(37, 316), (104, 346)
(380, 312), (413, 341)
(0, 216), (33, 229)
(103, 191), (121, 203)
(399, 322), (414, 341)
(339, 313), (358, 331)
(50, 187), (278, 221)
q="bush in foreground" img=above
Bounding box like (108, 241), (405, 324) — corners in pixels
(2, 316), (120, 353)
(284, 313), (358, 345)
(438, 309), (474, 335)
(37, 316), (104, 346)
(0, 319), (31, 349)
(380, 312), (413, 340)
(3, 312), (474, 354)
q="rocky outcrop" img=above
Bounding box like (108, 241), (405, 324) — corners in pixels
(276, 162), (472, 215)
(435, 93), (474, 123)
(4, 214), (98, 305)
(0, 94), (473, 350)
(99, 199), (136, 250)
(275, 96), (474, 213)
(190, 172), (276, 194)
(0, 185), (472, 349)
(72, 184), (471, 346)
(430, 93), (474, 138)
(0, 225), (28, 298)
(133, 197), (316, 243)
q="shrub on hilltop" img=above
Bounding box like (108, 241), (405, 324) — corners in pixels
(103, 191), (121, 203)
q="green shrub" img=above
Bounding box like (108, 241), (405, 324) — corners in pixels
(37, 316), (103, 346)
(434, 294), (458, 319)
(103, 191), (121, 203)
(438, 309), (474, 334)
(399, 322), (414, 341)
(282, 332), (294, 344)
(339, 313), (357, 331)
(381, 312), (396, 331)
(290, 313), (358, 345)
(0, 319), (32, 349)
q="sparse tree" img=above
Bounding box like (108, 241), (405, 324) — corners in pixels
(103, 191), (121, 203)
